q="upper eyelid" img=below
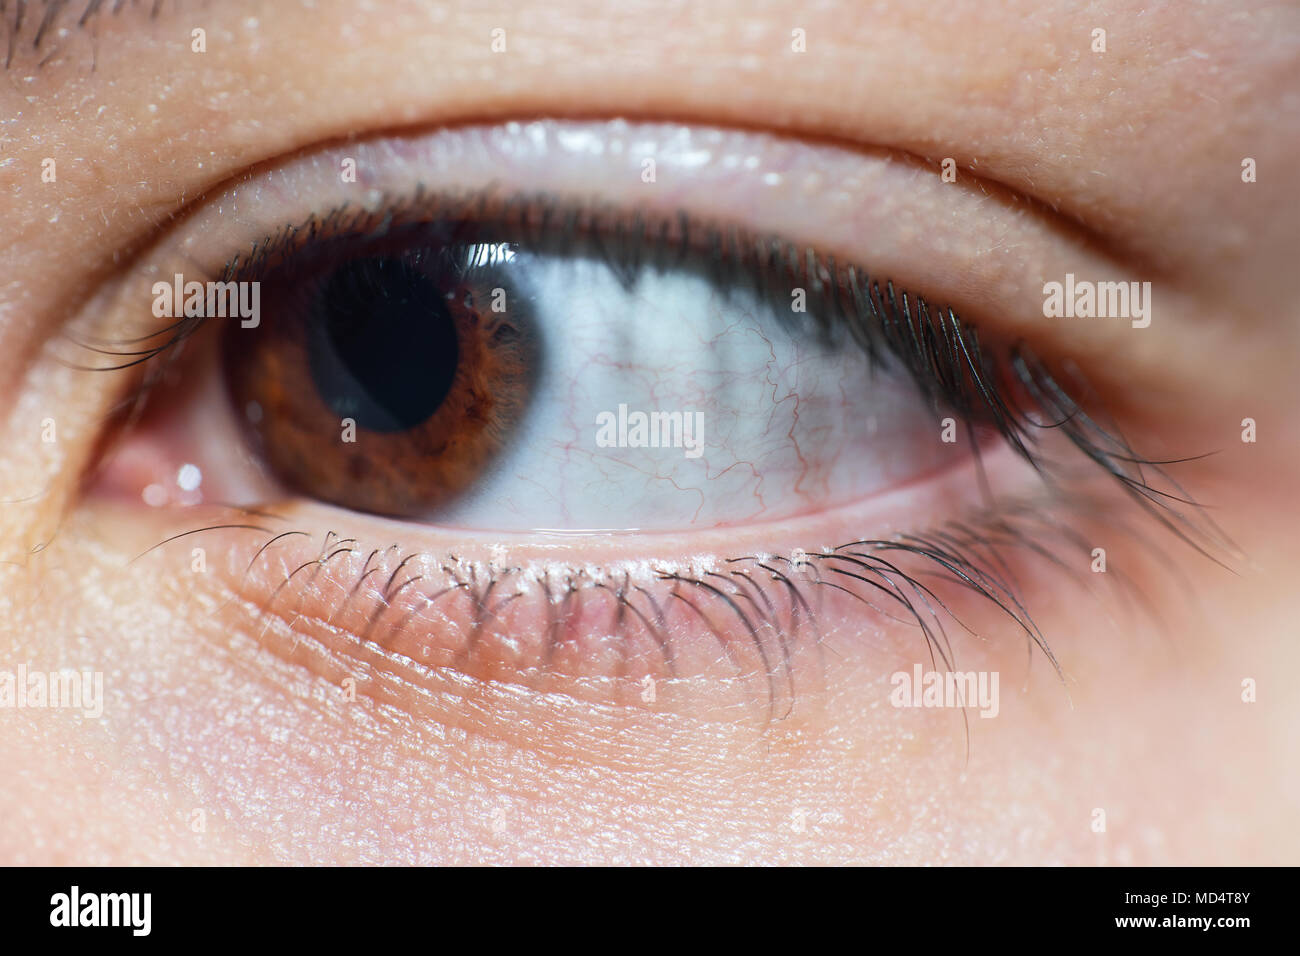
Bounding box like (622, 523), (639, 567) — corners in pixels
(44, 119), (1192, 457)
(86, 120), (1140, 357)
(14, 3), (1279, 348)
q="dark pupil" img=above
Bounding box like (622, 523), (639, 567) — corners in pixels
(307, 255), (459, 433)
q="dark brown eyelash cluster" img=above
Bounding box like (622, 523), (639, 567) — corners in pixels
(87, 187), (1232, 718)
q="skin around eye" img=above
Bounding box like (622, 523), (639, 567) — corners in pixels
(72, 108), (1215, 737)
(68, 114), (1216, 729)
(75, 119), (1101, 711)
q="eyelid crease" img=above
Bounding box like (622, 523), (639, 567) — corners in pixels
(530, 109), (1163, 283)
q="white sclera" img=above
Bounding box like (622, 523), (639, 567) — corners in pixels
(430, 251), (961, 531)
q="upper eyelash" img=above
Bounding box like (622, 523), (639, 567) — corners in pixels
(74, 186), (1228, 557)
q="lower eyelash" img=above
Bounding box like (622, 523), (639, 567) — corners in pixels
(141, 483), (1172, 726)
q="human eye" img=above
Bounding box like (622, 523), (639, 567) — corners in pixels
(8, 0), (1288, 869)
(68, 117), (1216, 722)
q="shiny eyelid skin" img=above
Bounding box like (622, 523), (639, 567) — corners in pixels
(85, 120), (1138, 363)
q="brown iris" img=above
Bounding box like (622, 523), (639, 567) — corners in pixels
(223, 232), (539, 517)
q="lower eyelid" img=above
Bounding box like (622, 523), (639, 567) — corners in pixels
(112, 440), (1127, 721)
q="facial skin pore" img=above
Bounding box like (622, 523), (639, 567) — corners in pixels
(0, 0), (1297, 864)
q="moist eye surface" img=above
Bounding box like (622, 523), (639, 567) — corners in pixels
(217, 197), (975, 530)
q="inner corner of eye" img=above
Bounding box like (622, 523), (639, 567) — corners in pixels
(94, 199), (990, 531)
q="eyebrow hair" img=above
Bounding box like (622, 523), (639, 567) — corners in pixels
(2, 0), (166, 69)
